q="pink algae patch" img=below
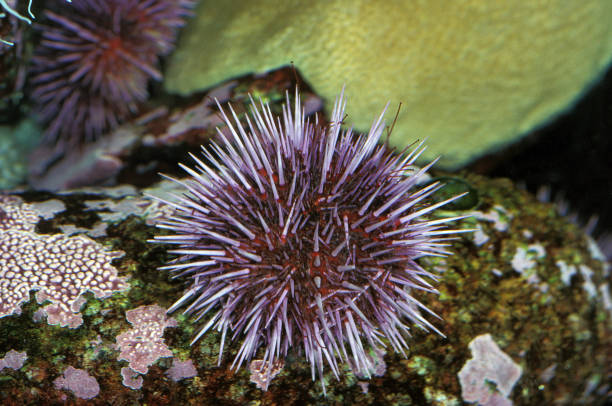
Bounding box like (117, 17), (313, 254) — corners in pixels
(0, 195), (128, 327)
(53, 366), (100, 400)
(0, 349), (27, 371)
(458, 334), (522, 406)
(115, 304), (177, 374)
(166, 358), (198, 382)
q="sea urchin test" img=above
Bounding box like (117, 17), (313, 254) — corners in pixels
(151, 89), (469, 392)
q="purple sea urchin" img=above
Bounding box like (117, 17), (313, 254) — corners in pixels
(152, 90), (469, 391)
(29, 0), (193, 148)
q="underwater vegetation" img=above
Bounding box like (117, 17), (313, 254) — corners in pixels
(28, 0), (193, 149)
(165, 0), (612, 168)
(152, 89), (469, 392)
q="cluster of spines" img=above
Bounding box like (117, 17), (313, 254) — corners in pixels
(28, 0), (193, 148)
(153, 89), (468, 391)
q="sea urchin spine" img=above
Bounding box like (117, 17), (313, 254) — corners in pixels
(152, 89), (469, 391)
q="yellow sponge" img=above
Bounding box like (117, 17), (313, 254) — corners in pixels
(165, 0), (612, 168)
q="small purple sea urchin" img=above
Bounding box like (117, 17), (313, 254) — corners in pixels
(152, 89), (469, 391)
(29, 0), (193, 148)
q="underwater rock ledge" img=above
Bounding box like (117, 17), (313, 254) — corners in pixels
(0, 171), (610, 405)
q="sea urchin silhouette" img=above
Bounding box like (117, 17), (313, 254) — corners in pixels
(29, 0), (193, 148)
(152, 89), (469, 391)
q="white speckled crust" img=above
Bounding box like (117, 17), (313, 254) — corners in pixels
(115, 305), (177, 375)
(472, 206), (512, 233)
(0, 195), (40, 232)
(249, 359), (284, 390)
(120, 367), (144, 390)
(0, 349), (27, 371)
(0, 195), (128, 326)
(458, 334), (522, 406)
(29, 199), (66, 220)
(166, 358), (198, 382)
(53, 366), (100, 400)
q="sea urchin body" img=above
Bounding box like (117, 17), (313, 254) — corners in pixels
(152, 89), (468, 391)
(29, 0), (193, 148)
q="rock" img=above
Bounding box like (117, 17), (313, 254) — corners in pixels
(0, 171), (609, 404)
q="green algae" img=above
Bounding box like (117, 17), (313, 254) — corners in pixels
(423, 387), (460, 406)
(406, 356), (435, 377)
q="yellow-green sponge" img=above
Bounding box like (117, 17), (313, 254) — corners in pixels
(165, 0), (612, 168)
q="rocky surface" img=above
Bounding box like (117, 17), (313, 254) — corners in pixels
(0, 169), (609, 405)
(0, 69), (609, 405)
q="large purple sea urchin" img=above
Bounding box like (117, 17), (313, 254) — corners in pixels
(29, 0), (193, 148)
(152, 90), (469, 391)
